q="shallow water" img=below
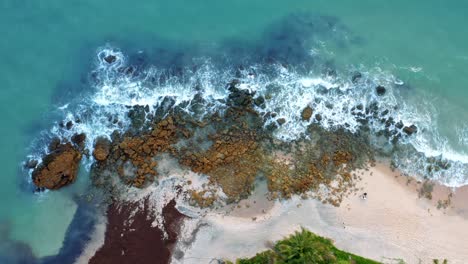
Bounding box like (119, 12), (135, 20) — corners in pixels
(1, 0), (467, 260)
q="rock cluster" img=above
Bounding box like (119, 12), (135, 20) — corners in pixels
(181, 128), (261, 202)
(32, 143), (82, 189)
(266, 125), (370, 206)
(110, 117), (178, 188)
(332, 150), (353, 166)
(227, 79), (255, 108)
(28, 80), (384, 209)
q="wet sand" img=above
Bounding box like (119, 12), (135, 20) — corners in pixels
(88, 199), (185, 264)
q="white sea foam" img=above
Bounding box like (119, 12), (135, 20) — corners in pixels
(33, 46), (468, 187)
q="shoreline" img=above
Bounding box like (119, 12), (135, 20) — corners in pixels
(75, 160), (468, 264)
(179, 161), (468, 264)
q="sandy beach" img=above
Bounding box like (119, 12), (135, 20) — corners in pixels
(179, 162), (468, 264)
(332, 163), (468, 263)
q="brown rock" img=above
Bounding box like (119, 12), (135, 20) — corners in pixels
(301, 106), (313, 121)
(32, 143), (82, 189)
(106, 117), (178, 187)
(93, 137), (111, 161)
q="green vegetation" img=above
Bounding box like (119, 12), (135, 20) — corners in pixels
(230, 228), (380, 264)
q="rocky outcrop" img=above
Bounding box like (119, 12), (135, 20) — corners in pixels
(32, 143), (82, 190)
(93, 137), (111, 161)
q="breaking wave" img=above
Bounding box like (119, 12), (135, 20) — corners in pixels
(28, 45), (468, 187)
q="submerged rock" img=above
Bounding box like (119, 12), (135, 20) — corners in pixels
(315, 114), (323, 122)
(395, 121), (404, 129)
(351, 72), (362, 83)
(376, 86), (386, 96)
(128, 105), (147, 130)
(24, 159), (38, 169)
(254, 96), (265, 108)
(277, 118), (286, 125)
(32, 143), (82, 190)
(66, 121), (74, 130)
(301, 106), (313, 121)
(104, 55), (117, 64)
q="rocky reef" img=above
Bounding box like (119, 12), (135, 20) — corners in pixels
(28, 78), (423, 210)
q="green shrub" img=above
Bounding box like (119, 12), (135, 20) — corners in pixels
(235, 228), (380, 264)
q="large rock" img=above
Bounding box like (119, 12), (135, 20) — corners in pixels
(93, 137), (111, 161)
(301, 106), (313, 121)
(32, 143), (82, 190)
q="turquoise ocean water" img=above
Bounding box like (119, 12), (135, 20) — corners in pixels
(1, 0), (467, 261)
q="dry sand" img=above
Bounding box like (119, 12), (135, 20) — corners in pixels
(179, 162), (468, 264)
(333, 162), (468, 263)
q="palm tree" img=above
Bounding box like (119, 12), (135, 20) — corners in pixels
(274, 227), (337, 264)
